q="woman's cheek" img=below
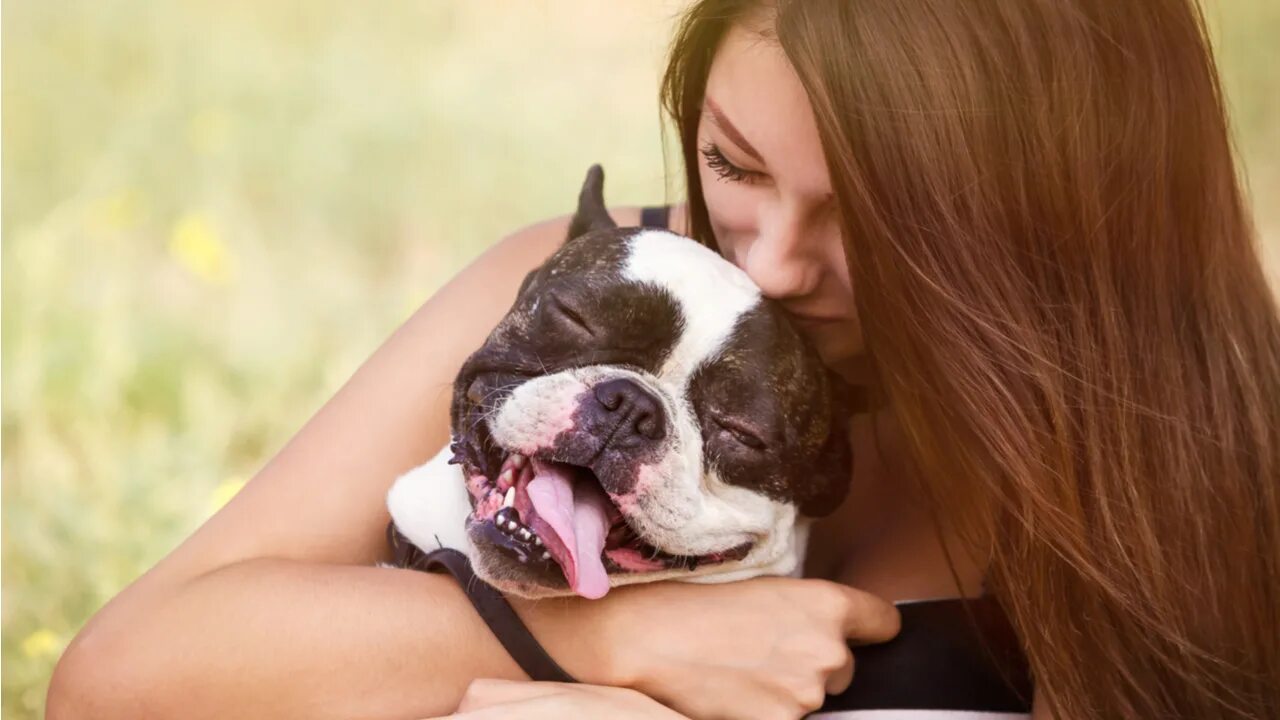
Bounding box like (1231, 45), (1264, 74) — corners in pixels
(700, 177), (758, 257)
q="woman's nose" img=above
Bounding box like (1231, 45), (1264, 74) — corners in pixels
(741, 211), (823, 300)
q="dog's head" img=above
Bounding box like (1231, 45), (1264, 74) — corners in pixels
(451, 165), (854, 599)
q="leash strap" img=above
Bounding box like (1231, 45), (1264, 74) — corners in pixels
(385, 522), (578, 684)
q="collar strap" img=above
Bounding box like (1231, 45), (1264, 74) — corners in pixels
(385, 522), (578, 683)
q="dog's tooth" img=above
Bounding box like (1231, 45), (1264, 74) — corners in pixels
(541, 551), (551, 560)
(506, 520), (518, 532)
(497, 467), (515, 490)
(510, 453), (527, 469)
(503, 487), (515, 508)
(533, 535), (543, 546)
(518, 528), (532, 541)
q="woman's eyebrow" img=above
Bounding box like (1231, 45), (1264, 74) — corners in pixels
(703, 97), (764, 163)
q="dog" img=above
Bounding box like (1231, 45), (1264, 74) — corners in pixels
(386, 165), (854, 599)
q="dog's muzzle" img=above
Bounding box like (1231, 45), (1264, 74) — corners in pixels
(456, 374), (752, 599)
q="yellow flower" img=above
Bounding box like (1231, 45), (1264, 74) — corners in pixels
(210, 476), (247, 511)
(22, 629), (63, 659)
(169, 213), (235, 286)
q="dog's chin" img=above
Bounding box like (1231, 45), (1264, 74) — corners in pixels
(468, 542), (572, 600)
(457, 442), (755, 599)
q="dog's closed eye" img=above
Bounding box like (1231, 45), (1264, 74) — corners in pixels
(549, 295), (595, 337)
(713, 416), (768, 451)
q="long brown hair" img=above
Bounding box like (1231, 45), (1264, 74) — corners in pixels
(662, 1), (1280, 717)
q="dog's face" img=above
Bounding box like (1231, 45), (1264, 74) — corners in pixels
(450, 166), (853, 598)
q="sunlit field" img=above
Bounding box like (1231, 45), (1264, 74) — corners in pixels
(2, 1), (1276, 717)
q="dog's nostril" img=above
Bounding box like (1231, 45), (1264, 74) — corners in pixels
(634, 414), (661, 439)
(597, 386), (625, 411)
(593, 378), (666, 442)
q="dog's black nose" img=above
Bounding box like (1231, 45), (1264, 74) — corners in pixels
(592, 378), (667, 446)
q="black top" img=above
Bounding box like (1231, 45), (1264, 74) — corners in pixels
(639, 204), (671, 230)
(821, 597), (1032, 714)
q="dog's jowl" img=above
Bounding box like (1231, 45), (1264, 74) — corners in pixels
(387, 165), (853, 599)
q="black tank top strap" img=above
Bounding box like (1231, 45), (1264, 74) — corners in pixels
(639, 204), (671, 230)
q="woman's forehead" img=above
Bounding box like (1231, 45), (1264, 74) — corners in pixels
(703, 23), (833, 204)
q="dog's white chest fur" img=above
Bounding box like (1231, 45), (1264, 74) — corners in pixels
(386, 445), (474, 556)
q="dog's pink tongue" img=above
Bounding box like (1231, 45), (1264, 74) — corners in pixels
(526, 459), (611, 599)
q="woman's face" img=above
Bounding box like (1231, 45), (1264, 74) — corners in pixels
(697, 22), (865, 382)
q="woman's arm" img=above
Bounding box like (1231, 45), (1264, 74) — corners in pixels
(428, 679), (691, 720)
(46, 207), (647, 720)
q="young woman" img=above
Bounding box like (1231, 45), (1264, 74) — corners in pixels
(50, 1), (1280, 719)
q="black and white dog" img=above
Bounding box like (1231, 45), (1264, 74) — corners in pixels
(386, 166), (853, 599)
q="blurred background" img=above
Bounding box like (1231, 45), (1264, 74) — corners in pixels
(1, 1), (1276, 717)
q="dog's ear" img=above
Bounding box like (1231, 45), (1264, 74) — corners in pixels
(515, 267), (539, 298)
(514, 165), (614, 299)
(566, 164), (617, 241)
(797, 376), (863, 517)
(797, 419), (851, 517)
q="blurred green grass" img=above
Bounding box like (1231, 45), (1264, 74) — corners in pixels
(1, 1), (1276, 718)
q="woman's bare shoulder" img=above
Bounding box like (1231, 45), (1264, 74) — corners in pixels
(465, 202), (686, 284)
(495, 201), (684, 263)
(488, 205), (645, 272)
(667, 202), (689, 236)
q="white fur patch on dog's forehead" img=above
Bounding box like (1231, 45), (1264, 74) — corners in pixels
(624, 230), (761, 378)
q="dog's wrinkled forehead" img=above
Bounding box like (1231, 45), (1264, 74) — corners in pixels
(624, 232), (762, 377)
(488, 228), (762, 382)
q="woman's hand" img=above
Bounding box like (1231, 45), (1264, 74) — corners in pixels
(421, 678), (689, 719)
(600, 576), (901, 720)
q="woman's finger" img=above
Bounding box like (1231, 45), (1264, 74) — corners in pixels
(419, 681), (687, 720)
(824, 646), (856, 694)
(837, 584), (901, 643)
(423, 697), (561, 720)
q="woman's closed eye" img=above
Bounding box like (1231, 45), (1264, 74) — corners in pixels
(700, 141), (767, 185)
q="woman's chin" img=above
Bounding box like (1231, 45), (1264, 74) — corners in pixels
(809, 340), (869, 384)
